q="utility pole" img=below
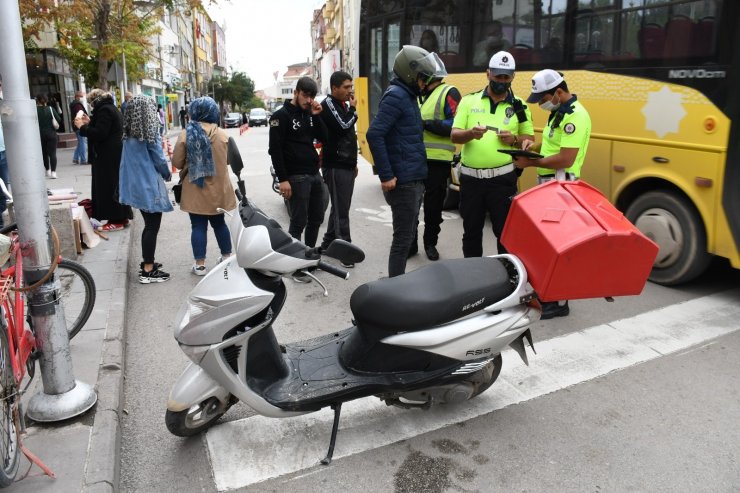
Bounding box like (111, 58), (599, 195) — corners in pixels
(158, 34), (168, 132)
(0, 0), (96, 421)
(122, 51), (129, 93)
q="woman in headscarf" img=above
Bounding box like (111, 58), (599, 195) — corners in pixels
(172, 97), (236, 275)
(75, 89), (132, 230)
(119, 95), (173, 283)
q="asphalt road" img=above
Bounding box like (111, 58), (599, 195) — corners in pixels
(120, 126), (740, 492)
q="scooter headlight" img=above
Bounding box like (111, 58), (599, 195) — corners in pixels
(176, 298), (217, 334)
(179, 343), (210, 364)
(188, 299), (214, 319)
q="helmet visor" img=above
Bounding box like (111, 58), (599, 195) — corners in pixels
(418, 52), (448, 81)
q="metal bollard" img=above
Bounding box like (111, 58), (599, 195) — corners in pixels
(26, 277), (96, 422)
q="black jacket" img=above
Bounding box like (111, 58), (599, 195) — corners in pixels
(319, 95), (358, 169)
(268, 100), (328, 182)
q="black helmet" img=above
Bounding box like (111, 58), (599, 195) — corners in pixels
(393, 45), (442, 87)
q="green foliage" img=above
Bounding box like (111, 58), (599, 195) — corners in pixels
(19, 0), (169, 89)
(213, 72), (257, 109)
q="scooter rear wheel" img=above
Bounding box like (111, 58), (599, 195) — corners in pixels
(165, 396), (235, 437)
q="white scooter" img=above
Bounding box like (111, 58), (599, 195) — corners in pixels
(166, 178), (539, 464)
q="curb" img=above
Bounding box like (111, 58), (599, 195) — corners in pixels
(81, 225), (134, 493)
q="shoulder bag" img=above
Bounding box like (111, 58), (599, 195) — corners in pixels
(49, 107), (60, 130)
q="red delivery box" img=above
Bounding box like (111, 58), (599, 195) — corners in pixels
(501, 180), (659, 302)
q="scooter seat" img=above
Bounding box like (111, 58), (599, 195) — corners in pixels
(350, 257), (513, 333)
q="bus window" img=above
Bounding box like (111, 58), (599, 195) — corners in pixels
(620, 0), (721, 62)
(472, 1), (513, 67)
(574, 9), (617, 64)
(537, 0), (567, 63)
(408, 0), (466, 69)
(369, 24), (384, 119)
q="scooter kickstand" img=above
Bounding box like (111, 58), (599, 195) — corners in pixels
(320, 403), (343, 465)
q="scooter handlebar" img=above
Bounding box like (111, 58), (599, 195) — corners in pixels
(317, 260), (349, 280)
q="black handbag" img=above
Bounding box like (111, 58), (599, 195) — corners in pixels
(173, 168), (187, 204)
(172, 183), (182, 203)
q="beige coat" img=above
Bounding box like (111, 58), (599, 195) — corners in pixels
(172, 122), (237, 215)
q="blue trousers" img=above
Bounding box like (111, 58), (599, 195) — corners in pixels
(73, 131), (87, 163)
(188, 213), (232, 261)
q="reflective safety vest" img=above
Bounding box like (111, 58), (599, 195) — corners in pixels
(420, 83), (456, 161)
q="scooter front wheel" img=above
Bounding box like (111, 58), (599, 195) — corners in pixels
(165, 396), (236, 437)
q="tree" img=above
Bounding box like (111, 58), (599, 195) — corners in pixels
(213, 71), (256, 110)
(19, 0), (200, 90)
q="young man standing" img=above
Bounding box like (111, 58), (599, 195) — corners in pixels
(69, 90), (88, 164)
(319, 71), (359, 266)
(268, 77), (328, 280)
(367, 45), (440, 277)
(516, 69), (592, 320)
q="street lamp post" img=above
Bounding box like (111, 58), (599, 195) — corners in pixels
(0, 0), (96, 422)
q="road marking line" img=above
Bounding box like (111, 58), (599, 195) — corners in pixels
(206, 289), (740, 491)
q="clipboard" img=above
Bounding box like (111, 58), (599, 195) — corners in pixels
(498, 149), (544, 159)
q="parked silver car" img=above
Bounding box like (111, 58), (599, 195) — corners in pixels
(224, 112), (242, 128)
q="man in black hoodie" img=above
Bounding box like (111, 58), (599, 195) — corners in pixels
(319, 71), (358, 264)
(269, 77), (328, 251)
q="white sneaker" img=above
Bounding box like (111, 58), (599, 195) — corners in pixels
(51, 171), (57, 179)
(46, 169), (52, 177)
(191, 264), (207, 276)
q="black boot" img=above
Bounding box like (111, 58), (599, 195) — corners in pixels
(424, 245), (439, 261)
(540, 301), (570, 320)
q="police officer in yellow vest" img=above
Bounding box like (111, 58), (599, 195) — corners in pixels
(415, 57), (461, 261)
(516, 69), (592, 319)
(451, 51), (534, 257)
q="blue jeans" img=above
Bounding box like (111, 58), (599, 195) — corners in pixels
(188, 213), (232, 261)
(287, 173), (325, 247)
(0, 150), (8, 224)
(383, 180), (425, 277)
(73, 131), (87, 163)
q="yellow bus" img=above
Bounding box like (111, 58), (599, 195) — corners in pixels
(354, 0), (739, 285)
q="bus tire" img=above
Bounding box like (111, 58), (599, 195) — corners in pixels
(625, 190), (711, 286)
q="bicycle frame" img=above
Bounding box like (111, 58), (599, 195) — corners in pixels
(0, 232), (55, 481)
(1, 235), (36, 386)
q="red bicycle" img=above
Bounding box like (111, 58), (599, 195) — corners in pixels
(0, 228), (66, 486)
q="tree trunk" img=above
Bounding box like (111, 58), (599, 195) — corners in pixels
(95, 0), (112, 89)
(97, 56), (109, 90)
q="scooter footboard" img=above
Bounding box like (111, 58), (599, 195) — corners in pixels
(167, 363), (231, 412)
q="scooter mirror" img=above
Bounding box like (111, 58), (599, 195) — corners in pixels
(324, 239), (365, 264)
(227, 137), (244, 177)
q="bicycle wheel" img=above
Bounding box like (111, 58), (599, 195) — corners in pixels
(56, 258), (96, 340)
(0, 322), (20, 486)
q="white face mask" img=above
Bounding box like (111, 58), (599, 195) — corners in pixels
(539, 95), (560, 112)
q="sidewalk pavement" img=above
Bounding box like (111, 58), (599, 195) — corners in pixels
(10, 130), (180, 493)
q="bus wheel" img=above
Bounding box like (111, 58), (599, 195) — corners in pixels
(625, 190), (711, 286)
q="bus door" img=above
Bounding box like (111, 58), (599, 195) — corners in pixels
(367, 15), (401, 122)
